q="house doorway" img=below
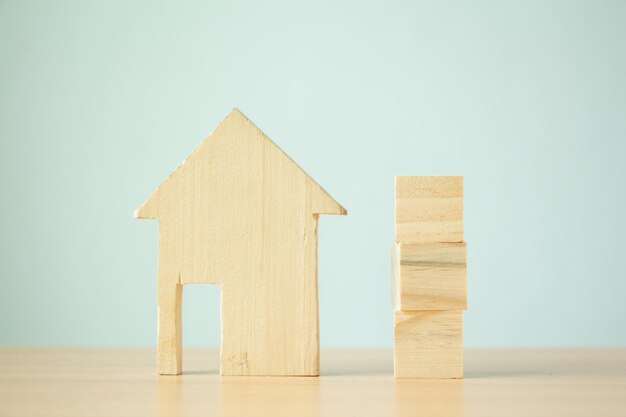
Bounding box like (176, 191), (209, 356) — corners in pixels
(182, 283), (221, 374)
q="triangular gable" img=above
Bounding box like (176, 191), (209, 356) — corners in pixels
(135, 109), (346, 219)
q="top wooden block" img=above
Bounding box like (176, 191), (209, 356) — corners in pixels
(395, 176), (463, 243)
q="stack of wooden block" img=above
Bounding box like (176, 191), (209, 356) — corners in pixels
(392, 176), (466, 378)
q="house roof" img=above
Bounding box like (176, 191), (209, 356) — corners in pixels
(134, 108), (347, 219)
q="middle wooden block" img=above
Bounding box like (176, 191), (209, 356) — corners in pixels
(392, 242), (467, 311)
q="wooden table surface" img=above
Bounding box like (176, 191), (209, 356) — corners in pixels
(1, 348), (625, 417)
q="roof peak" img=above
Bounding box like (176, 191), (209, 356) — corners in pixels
(134, 109), (346, 219)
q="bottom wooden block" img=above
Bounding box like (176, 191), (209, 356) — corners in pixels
(394, 310), (463, 379)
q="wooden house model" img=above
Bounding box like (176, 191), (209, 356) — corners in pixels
(135, 109), (346, 376)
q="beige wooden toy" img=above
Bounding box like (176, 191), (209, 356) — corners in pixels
(392, 176), (466, 378)
(135, 109), (347, 376)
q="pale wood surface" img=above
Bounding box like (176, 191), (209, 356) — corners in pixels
(392, 242), (467, 311)
(1, 348), (625, 417)
(394, 310), (463, 378)
(134, 109), (346, 376)
(395, 176), (463, 243)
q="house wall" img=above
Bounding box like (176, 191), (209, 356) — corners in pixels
(155, 112), (322, 375)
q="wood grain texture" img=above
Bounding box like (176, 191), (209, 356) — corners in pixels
(3, 348), (625, 417)
(394, 310), (463, 379)
(395, 176), (463, 243)
(135, 109), (347, 376)
(392, 242), (467, 310)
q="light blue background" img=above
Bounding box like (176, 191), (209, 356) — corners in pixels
(1, 0), (625, 347)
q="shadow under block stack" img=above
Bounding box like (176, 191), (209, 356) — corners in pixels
(392, 176), (466, 378)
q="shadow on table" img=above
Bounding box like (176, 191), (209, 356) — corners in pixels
(154, 365), (464, 417)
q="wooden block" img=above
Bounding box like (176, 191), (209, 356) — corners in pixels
(394, 310), (463, 379)
(392, 242), (467, 311)
(135, 109), (347, 376)
(395, 176), (463, 243)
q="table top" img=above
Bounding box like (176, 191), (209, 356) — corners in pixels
(1, 347), (625, 417)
